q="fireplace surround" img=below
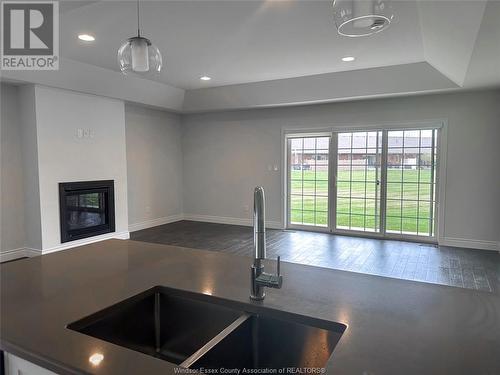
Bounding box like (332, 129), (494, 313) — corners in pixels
(59, 180), (115, 243)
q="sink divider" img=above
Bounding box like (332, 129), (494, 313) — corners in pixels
(179, 313), (252, 369)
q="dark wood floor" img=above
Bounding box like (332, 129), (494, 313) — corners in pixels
(131, 220), (500, 293)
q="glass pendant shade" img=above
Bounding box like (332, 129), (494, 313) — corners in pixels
(118, 36), (162, 75)
(333, 0), (394, 37)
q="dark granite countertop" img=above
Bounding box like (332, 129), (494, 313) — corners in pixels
(1, 239), (499, 374)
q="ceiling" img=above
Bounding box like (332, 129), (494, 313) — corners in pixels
(61, 0), (426, 90)
(4, 0), (499, 112)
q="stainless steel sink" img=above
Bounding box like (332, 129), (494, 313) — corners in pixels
(186, 312), (345, 370)
(67, 287), (242, 364)
(68, 286), (346, 370)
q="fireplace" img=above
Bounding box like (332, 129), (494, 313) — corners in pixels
(59, 180), (115, 243)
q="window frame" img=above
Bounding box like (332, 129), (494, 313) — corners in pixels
(282, 120), (447, 243)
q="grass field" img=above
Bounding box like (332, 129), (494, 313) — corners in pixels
(290, 169), (435, 235)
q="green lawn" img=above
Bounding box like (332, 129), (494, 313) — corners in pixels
(290, 169), (435, 234)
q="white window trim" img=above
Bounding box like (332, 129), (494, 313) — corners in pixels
(281, 119), (448, 244)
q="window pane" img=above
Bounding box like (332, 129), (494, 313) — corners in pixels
(402, 200), (418, 218)
(418, 183), (432, 201)
(316, 196), (328, 212)
(303, 196), (315, 211)
(386, 216), (401, 232)
(387, 168), (402, 183)
(303, 138), (316, 149)
(365, 216), (377, 231)
(402, 183), (418, 200)
(387, 182), (402, 199)
(289, 136), (329, 228)
(290, 180), (302, 195)
(290, 195), (302, 210)
(385, 128), (438, 237)
(315, 211), (328, 226)
(338, 133), (352, 149)
(336, 213), (350, 228)
(418, 218), (430, 235)
(349, 214), (364, 230)
(302, 210), (315, 225)
(388, 131), (404, 147)
(365, 199), (377, 216)
(402, 217), (418, 233)
(315, 180), (329, 196)
(335, 131), (382, 233)
(337, 181), (351, 197)
(351, 182), (367, 198)
(386, 199), (401, 217)
(291, 210), (302, 224)
(336, 197), (350, 213)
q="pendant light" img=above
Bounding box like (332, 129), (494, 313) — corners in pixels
(332, 0), (394, 37)
(117, 0), (162, 74)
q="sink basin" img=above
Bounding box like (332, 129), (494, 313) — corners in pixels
(67, 287), (242, 364)
(188, 313), (345, 370)
(68, 286), (346, 370)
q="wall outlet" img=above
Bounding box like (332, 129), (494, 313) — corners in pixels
(76, 128), (94, 139)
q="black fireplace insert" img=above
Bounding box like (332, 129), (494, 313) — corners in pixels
(59, 180), (115, 243)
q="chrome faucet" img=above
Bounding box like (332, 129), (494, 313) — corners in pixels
(250, 186), (283, 301)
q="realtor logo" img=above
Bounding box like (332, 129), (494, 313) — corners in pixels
(1, 1), (59, 70)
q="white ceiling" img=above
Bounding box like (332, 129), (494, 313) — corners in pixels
(4, 0), (499, 112)
(61, 0), (427, 89)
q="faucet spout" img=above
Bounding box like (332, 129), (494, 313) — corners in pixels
(250, 186), (282, 301)
(253, 186), (266, 260)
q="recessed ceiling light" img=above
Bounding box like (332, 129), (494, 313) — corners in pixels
(200, 76), (211, 81)
(88, 353), (104, 366)
(78, 34), (95, 42)
(341, 56), (355, 62)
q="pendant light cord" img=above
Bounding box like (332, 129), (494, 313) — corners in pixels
(136, 0), (141, 37)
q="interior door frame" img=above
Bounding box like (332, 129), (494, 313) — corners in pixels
(282, 120), (448, 244)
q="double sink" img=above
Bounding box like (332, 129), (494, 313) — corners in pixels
(68, 286), (346, 371)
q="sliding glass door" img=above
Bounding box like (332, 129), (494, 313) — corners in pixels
(385, 129), (437, 237)
(288, 136), (330, 228)
(335, 131), (382, 233)
(286, 127), (439, 240)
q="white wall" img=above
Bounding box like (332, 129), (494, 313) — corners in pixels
(125, 104), (184, 231)
(34, 86), (129, 251)
(18, 85), (43, 252)
(182, 89), (500, 250)
(0, 84), (26, 254)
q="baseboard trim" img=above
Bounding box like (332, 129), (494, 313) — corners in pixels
(183, 214), (283, 230)
(42, 231), (130, 255)
(129, 214), (184, 232)
(0, 247), (42, 262)
(440, 237), (499, 252)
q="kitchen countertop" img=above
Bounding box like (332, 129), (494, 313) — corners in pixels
(1, 239), (499, 374)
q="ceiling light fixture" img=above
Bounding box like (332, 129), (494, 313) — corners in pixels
(341, 56), (355, 62)
(200, 76), (211, 81)
(78, 34), (95, 42)
(117, 0), (162, 75)
(332, 0), (394, 37)
(88, 353), (104, 366)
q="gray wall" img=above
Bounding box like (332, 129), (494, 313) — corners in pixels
(125, 104), (183, 229)
(182, 90), (500, 248)
(0, 84), (26, 253)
